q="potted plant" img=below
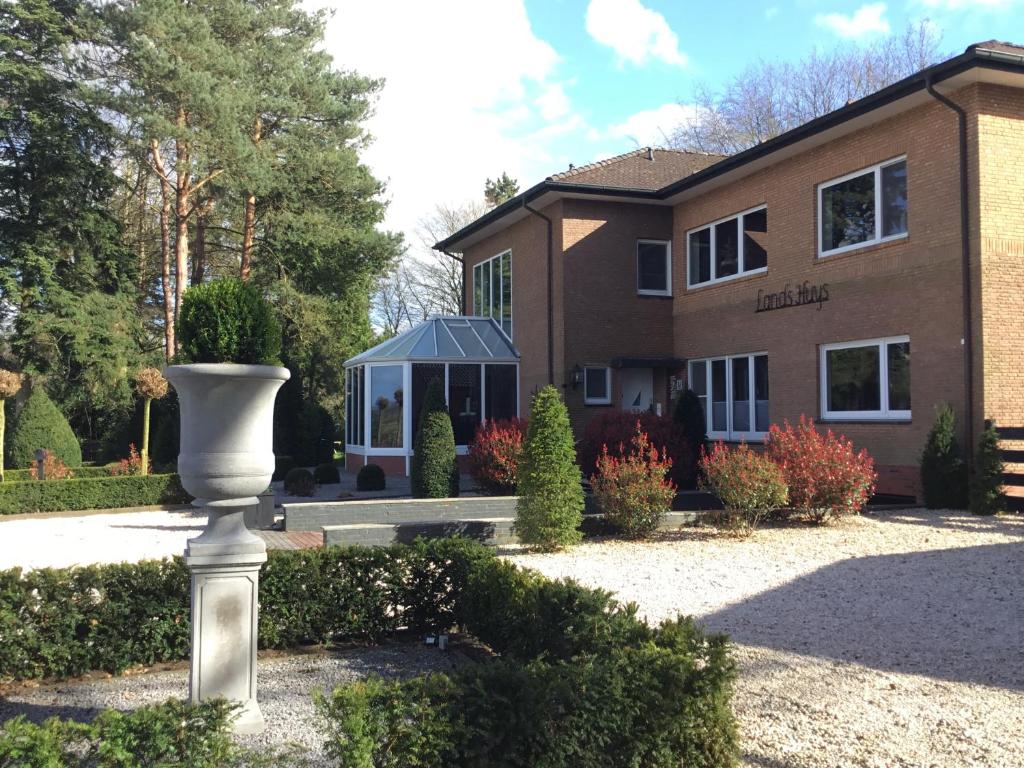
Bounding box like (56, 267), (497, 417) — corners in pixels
(162, 278), (287, 734)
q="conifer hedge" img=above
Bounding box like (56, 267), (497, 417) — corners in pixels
(8, 388), (82, 469)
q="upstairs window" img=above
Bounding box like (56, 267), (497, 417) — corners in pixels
(687, 206), (768, 288)
(472, 250), (512, 338)
(637, 240), (671, 296)
(819, 157), (907, 256)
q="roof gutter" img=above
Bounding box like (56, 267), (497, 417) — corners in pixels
(925, 76), (975, 468)
(522, 198), (555, 385)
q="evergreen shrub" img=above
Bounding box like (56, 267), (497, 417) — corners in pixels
(919, 404), (968, 509)
(356, 463), (386, 491)
(970, 420), (1006, 516)
(9, 388), (82, 469)
(313, 462), (340, 484)
(674, 388), (708, 487)
(177, 279), (281, 365)
(283, 467), (315, 496)
(515, 386), (584, 550)
(411, 378), (458, 498)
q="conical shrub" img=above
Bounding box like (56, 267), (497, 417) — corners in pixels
(969, 420), (1006, 516)
(919, 403), (968, 509)
(515, 385), (584, 550)
(9, 387), (82, 468)
(411, 378), (458, 498)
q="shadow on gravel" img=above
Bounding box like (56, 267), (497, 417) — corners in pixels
(0, 699), (106, 725)
(110, 524), (206, 532)
(704, 542), (1024, 690)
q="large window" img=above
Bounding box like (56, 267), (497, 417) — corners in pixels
(819, 157), (907, 256)
(687, 206), (768, 288)
(345, 366), (365, 447)
(584, 366), (611, 406)
(369, 365), (404, 448)
(821, 336), (910, 420)
(637, 240), (671, 296)
(472, 250), (512, 338)
(688, 353), (769, 440)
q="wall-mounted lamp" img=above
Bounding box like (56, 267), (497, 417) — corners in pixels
(570, 364), (583, 390)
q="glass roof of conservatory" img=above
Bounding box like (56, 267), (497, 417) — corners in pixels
(345, 316), (519, 366)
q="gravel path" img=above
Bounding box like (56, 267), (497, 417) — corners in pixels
(0, 642), (468, 765)
(0, 509), (207, 570)
(506, 509), (1024, 768)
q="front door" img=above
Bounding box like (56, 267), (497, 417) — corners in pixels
(620, 368), (654, 412)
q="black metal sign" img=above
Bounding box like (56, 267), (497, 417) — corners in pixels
(756, 281), (830, 313)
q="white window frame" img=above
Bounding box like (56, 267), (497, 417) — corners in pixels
(817, 156), (908, 258)
(819, 335), (911, 421)
(472, 249), (512, 339)
(583, 366), (612, 406)
(636, 239), (672, 297)
(686, 204), (768, 289)
(688, 352), (768, 441)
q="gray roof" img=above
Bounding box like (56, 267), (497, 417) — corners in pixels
(345, 317), (519, 366)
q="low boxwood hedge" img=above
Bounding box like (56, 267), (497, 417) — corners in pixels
(0, 539), (738, 766)
(4, 465), (116, 482)
(0, 474), (190, 515)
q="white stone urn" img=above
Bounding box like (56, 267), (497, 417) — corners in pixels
(163, 363), (289, 734)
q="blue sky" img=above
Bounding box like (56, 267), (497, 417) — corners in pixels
(318, 0), (1024, 251)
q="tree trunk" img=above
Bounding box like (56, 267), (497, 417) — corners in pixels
(141, 397), (151, 476)
(150, 140), (175, 360)
(192, 199), (211, 285)
(174, 134), (190, 329)
(0, 402), (6, 483)
(240, 118), (262, 281)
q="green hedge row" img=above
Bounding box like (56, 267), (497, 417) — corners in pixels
(0, 474), (190, 515)
(0, 699), (259, 768)
(4, 465), (115, 482)
(0, 539), (738, 766)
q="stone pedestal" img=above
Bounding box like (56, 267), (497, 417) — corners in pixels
(185, 498), (267, 735)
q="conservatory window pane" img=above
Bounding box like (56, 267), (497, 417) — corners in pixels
(356, 366), (364, 446)
(370, 365), (404, 448)
(485, 364), (517, 421)
(411, 364), (445, 435)
(449, 364), (481, 445)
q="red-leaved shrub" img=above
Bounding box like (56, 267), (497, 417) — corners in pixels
(468, 418), (527, 495)
(30, 450), (73, 480)
(109, 443), (150, 477)
(579, 410), (696, 489)
(591, 424), (676, 538)
(765, 416), (876, 523)
(699, 442), (788, 534)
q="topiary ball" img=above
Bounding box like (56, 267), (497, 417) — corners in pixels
(313, 462), (341, 484)
(356, 463), (386, 491)
(178, 279), (281, 365)
(283, 467), (315, 496)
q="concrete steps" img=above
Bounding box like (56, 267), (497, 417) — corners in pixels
(322, 518), (516, 547)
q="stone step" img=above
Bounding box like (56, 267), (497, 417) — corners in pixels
(283, 497), (518, 531)
(322, 517), (516, 548)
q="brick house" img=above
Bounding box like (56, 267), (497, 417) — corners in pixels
(434, 41), (1024, 500)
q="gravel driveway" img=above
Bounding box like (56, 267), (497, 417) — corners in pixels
(507, 509), (1024, 768)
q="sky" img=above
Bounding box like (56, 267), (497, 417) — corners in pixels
(317, 0), (1024, 250)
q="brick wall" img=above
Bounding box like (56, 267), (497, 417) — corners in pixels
(671, 95), (969, 494)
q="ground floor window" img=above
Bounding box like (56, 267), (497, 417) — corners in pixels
(688, 353), (768, 440)
(584, 366), (611, 405)
(821, 336), (910, 420)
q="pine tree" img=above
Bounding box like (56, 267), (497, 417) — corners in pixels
(411, 378), (458, 498)
(484, 173), (520, 207)
(919, 403), (968, 509)
(969, 420), (1006, 516)
(9, 388), (82, 469)
(515, 386), (584, 550)
(673, 388), (707, 488)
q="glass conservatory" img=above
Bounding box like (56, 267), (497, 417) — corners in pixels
(343, 316), (520, 476)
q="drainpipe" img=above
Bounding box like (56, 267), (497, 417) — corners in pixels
(925, 76), (974, 468)
(523, 199), (555, 385)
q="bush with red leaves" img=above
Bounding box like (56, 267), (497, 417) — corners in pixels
(30, 450), (73, 481)
(579, 410), (696, 489)
(765, 416), (876, 523)
(467, 418), (527, 495)
(108, 444), (151, 477)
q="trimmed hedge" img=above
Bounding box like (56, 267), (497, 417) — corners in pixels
(8, 388), (82, 469)
(0, 474), (190, 515)
(4, 465), (115, 482)
(356, 462), (386, 491)
(0, 539), (738, 766)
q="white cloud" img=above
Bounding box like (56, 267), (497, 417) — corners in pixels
(815, 2), (891, 39)
(585, 0), (688, 67)
(536, 83), (571, 121)
(606, 103), (700, 147)
(920, 0), (1014, 7)
(316, 0), (573, 246)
